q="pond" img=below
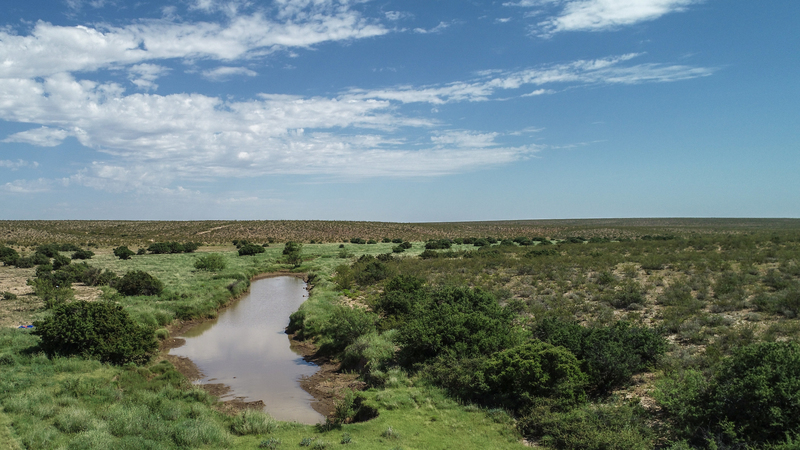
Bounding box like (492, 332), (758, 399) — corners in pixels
(169, 276), (323, 424)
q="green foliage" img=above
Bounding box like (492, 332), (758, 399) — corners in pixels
(115, 270), (164, 296)
(282, 241), (303, 266)
(425, 239), (452, 250)
(341, 330), (398, 373)
(318, 305), (377, 354)
(31, 252), (51, 265)
(147, 241), (198, 254)
(238, 243), (267, 256)
(193, 253), (227, 272)
(0, 245), (19, 265)
(33, 300), (158, 365)
(333, 264), (354, 290)
(353, 256), (394, 284)
(27, 277), (74, 308)
(230, 409), (277, 435)
(610, 280), (646, 309)
(534, 319), (667, 393)
(113, 246), (135, 260)
(519, 399), (655, 449)
(398, 286), (516, 365)
(71, 249), (94, 260)
(2, 291), (17, 300)
(52, 253), (71, 269)
(657, 342), (800, 447)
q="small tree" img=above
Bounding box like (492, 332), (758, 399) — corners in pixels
(113, 246), (135, 260)
(238, 244), (266, 256)
(115, 270), (164, 296)
(33, 301), (157, 365)
(283, 241), (303, 267)
(71, 249), (94, 260)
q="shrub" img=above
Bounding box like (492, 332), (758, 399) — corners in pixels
(398, 286), (516, 365)
(282, 241), (303, 266)
(81, 267), (118, 287)
(657, 342), (800, 447)
(33, 301), (158, 365)
(231, 409), (277, 435)
(71, 249), (94, 260)
(27, 278), (74, 308)
(610, 280), (645, 309)
(354, 260), (392, 285)
(194, 254), (226, 272)
(52, 253), (71, 269)
(115, 270), (164, 296)
(31, 252), (51, 265)
(425, 239), (452, 250)
(341, 330), (398, 372)
(534, 319), (667, 393)
(319, 305), (377, 354)
(333, 264), (354, 290)
(113, 246), (135, 260)
(35, 244), (62, 257)
(238, 244), (266, 256)
(13, 257), (34, 268)
(0, 245), (19, 265)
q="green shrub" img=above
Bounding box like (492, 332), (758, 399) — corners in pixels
(610, 280), (645, 309)
(341, 330), (398, 372)
(2, 291), (17, 300)
(52, 253), (71, 269)
(319, 305), (377, 354)
(0, 245), (19, 265)
(657, 342), (800, 447)
(534, 319), (667, 393)
(35, 243), (61, 257)
(71, 249), (95, 260)
(31, 252), (51, 265)
(231, 409), (277, 435)
(333, 264), (354, 290)
(354, 260), (393, 285)
(282, 241), (303, 266)
(12, 256), (33, 268)
(27, 278), (74, 308)
(115, 270), (164, 296)
(238, 243), (266, 256)
(398, 286), (516, 365)
(33, 300), (158, 365)
(194, 254), (227, 271)
(113, 246), (135, 260)
(518, 399), (655, 449)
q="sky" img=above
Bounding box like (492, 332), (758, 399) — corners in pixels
(0, 0), (798, 221)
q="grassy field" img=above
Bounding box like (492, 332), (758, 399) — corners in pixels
(2, 219), (800, 449)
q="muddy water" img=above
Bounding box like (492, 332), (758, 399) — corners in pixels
(169, 276), (323, 424)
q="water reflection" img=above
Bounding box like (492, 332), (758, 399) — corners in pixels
(169, 276), (323, 424)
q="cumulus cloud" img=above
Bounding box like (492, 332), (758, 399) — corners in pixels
(1, 178), (53, 193)
(202, 66), (258, 81)
(128, 64), (170, 90)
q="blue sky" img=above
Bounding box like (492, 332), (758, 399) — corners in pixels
(1, 0), (798, 221)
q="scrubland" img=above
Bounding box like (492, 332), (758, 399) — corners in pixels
(1, 219), (799, 449)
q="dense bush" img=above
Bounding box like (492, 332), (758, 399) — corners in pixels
(425, 239), (452, 250)
(318, 305), (377, 354)
(115, 270), (164, 296)
(35, 244), (62, 257)
(113, 245), (135, 260)
(0, 245), (19, 265)
(71, 249), (94, 260)
(398, 286), (516, 365)
(534, 319), (667, 393)
(12, 256), (34, 268)
(194, 253), (227, 271)
(341, 330), (398, 373)
(148, 242), (198, 254)
(238, 243), (266, 256)
(33, 301), (158, 365)
(52, 253), (71, 269)
(657, 342), (800, 447)
(282, 241), (303, 266)
(31, 252), (50, 265)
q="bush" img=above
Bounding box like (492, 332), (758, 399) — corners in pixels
(238, 244), (266, 256)
(425, 239), (452, 250)
(0, 245), (19, 265)
(194, 254), (226, 272)
(318, 305), (377, 354)
(27, 278), (74, 308)
(52, 253), (71, 269)
(657, 342), (800, 447)
(115, 270), (164, 296)
(341, 330), (398, 372)
(231, 409), (277, 435)
(282, 241), (303, 266)
(13, 257), (34, 268)
(398, 286), (516, 365)
(354, 260), (392, 285)
(71, 249), (94, 260)
(33, 301), (158, 365)
(113, 246), (135, 260)
(534, 319), (667, 393)
(31, 252), (51, 265)
(35, 244), (61, 257)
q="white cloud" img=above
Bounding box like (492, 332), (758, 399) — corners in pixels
(504, 0), (698, 35)
(413, 21), (454, 34)
(349, 53), (713, 104)
(522, 88), (555, 96)
(3, 127), (73, 147)
(1, 178), (52, 193)
(431, 131), (499, 148)
(128, 64), (170, 90)
(0, 7), (388, 79)
(202, 66), (258, 81)
(0, 159), (39, 170)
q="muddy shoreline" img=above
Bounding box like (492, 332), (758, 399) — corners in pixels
(160, 271), (360, 419)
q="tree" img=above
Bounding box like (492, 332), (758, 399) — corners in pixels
(115, 270), (164, 296)
(33, 301), (157, 365)
(113, 246), (135, 260)
(283, 241), (303, 267)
